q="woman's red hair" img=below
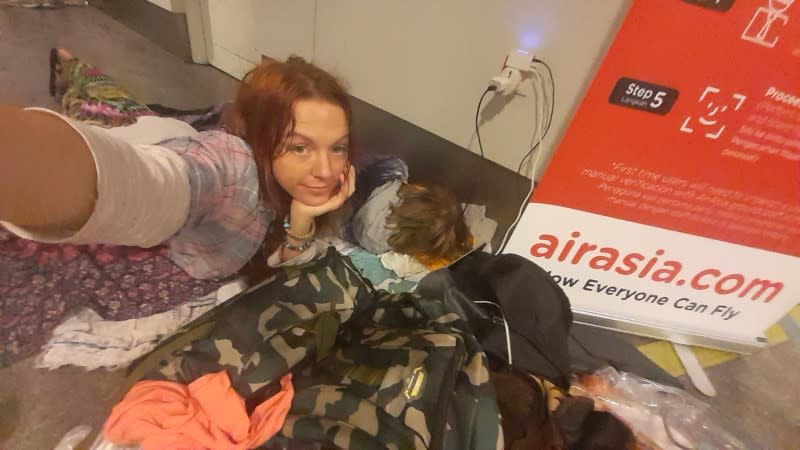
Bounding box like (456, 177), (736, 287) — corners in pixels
(231, 56), (355, 221)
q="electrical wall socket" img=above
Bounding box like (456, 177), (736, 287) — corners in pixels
(503, 49), (535, 71)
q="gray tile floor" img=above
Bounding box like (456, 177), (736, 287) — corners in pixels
(1, 4), (799, 450)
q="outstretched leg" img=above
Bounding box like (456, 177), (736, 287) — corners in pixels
(48, 48), (154, 127)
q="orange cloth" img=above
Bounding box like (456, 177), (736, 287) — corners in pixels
(419, 257), (450, 271)
(104, 371), (293, 450)
(414, 234), (475, 270)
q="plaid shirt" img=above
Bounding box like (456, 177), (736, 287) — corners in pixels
(162, 131), (272, 280)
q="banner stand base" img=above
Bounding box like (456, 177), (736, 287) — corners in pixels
(573, 310), (768, 354)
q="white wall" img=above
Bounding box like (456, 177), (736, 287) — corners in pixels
(147, 0), (186, 13)
(252, 1), (316, 62)
(201, 0), (259, 79)
(199, 0), (631, 178)
(197, 0), (315, 78)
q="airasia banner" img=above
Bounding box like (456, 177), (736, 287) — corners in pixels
(505, 0), (800, 351)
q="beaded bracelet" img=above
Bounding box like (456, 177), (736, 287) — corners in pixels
(283, 218), (316, 241)
(282, 238), (315, 252)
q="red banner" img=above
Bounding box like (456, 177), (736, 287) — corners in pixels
(536, 0), (800, 256)
(506, 0), (800, 350)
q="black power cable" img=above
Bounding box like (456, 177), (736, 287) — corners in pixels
(474, 86), (497, 158)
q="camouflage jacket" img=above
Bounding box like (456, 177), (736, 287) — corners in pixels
(139, 248), (503, 449)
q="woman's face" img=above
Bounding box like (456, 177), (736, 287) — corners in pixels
(272, 99), (350, 207)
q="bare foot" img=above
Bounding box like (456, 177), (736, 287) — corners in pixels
(50, 48), (74, 98)
(56, 48), (74, 62)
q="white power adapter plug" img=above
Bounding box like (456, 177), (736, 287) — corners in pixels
(488, 49), (535, 95)
(489, 67), (523, 95)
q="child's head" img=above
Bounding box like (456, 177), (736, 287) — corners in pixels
(386, 183), (473, 268)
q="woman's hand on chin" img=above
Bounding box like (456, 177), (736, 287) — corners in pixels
(289, 165), (356, 226)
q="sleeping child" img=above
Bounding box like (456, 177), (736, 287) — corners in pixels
(350, 157), (474, 271)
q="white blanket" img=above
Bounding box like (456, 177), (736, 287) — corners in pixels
(36, 279), (246, 371)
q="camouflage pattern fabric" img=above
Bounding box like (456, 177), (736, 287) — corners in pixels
(138, 247), (502, 450)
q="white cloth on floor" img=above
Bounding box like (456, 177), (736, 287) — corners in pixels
(90, 436), (139, 450)
(351, 179), (402, 254)
(462, 203), (498, 253)
(35, 278), (247, 371)
(54, 425), (140, 450)
(379, 252), (429, 279)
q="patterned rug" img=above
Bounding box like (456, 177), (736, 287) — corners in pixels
(0, 228), (222, 367)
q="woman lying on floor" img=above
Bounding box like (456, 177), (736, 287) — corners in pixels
(0, 49), (475, 365)
(4, 49), (359, 275)
(0, 50), (357, 365)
